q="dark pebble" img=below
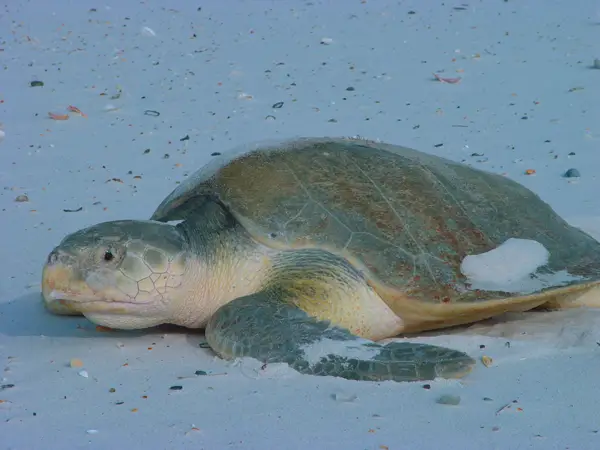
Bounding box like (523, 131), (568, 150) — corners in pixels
(169, 385), (183, 390)
(144, 110), (160, 117)
(346, 86), (355, 91)
(568, 152), (576, 156)
(1, 384), (15, 389)
(479, 344), (486, 349)
(563, 168), (581, 178)
(422, 384), (431, 390)
(272, 101), (284, 109)
(143, 149), (151, 154)
(180, 135), (190, 141)
(211, 152), (221, 156)
(30, 81), (44, 87)
(195, 370), (208, 376)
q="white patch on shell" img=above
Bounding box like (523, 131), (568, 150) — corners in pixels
(460, 238), (581, 294)
(300, 336), (381, 365)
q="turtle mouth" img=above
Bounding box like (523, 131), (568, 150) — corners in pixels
(44, 288), (152, 314)
(48, 289), (147, 305)
(41, 263), (152, 315)
(47, 289), (147, 304)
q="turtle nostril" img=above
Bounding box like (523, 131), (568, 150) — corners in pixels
(47, 250), (59, 265)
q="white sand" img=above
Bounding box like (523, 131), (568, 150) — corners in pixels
(2, 1), (600, 448)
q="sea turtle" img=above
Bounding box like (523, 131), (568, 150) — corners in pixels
(41, 137), (600, 383)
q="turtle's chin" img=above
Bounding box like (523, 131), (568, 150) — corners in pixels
(82, 311), (167, 330)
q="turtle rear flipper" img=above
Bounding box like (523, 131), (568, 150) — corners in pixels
(205, 293), (475, 382)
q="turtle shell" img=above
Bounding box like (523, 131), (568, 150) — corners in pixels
(151, 137), (600, 304)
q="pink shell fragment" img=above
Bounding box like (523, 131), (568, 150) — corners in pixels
(433, 73), (462, 84)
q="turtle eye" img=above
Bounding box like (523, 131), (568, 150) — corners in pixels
(103, 249), (115, 262)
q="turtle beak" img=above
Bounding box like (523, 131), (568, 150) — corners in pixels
(41, 249), (91, 315)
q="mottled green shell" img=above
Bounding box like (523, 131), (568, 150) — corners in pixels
(151, 137), (600, 304)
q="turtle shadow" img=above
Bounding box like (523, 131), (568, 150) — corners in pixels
(408, 308), (600, 349)
(8, 292), (597, 352)
(0, 292), (205, 343)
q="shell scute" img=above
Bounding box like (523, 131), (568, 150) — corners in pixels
(151, 137), (600, 304)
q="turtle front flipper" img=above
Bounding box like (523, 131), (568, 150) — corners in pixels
(205, 249), (475, 382)
(205, 294), (475, 382)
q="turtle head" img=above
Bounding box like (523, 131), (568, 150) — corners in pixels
(41, 220), (190, 330)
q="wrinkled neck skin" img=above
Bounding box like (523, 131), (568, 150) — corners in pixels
(169, 204), (272, 328)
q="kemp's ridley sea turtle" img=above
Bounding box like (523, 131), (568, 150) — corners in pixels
(41, 137), (600, 382)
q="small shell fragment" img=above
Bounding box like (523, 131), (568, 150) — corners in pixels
(481, 355), (493, 367)
(67, 105), (87, 118)
(86, 429), (99, 434)
(15, 195), (29, 202)
(70, 358), (84, 368)
(320, 37), (333, 45)
(525, 169), (536, 175)
(48, 112), (70, 120)
(78, 370), (89, 378)
(433, 73), (462, 84)
(141, 26), (156, 37)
